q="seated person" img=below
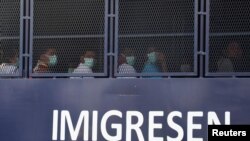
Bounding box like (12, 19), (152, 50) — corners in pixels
(142, 47), (167, 73)
(118, 48), (136, 74)
(217, 41), (243, 72)
(0, 50), (19, 74)
(33, 48), (57, 73)
(180, 58), (192, 72)
(72, 50), (96, 74)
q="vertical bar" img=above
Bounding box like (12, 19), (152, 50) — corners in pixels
(29, 0), (34, 76)
(205, 0), (210, 76)
(194, 0), (199, 76)
(114, 0), (119, 77)
(23, 0), (30, 78)
(199, 0), (205, 77)
(109, 0), (114, 78)
(104, 0), (109, 76)
(19, 0), (24, 77)
(0, 3), (1, 39)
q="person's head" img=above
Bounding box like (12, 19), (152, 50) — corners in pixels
(43, 48), (57, 66)
(7, 50), (19, 65)
(146, 47), (158, 64)
(45, 48), (56, 56)
(226, 41), (242, 58)
(119, 48), (135, 66)
(80, 50), (96, 68)
(34, 54), (50, 73)
(39, 54), (50, 64)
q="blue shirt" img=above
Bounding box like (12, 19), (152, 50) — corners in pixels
(142, 63), (162, 78)
(142, 63), (160, 73)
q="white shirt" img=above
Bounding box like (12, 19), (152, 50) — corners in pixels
(118, 63), (136, 74)
(0, 63), (18, 74)
(70, 63), (93, 79)
(217, 58), (234, 72)
(73, 63), (93, 74)
(117, 63), (136, 79)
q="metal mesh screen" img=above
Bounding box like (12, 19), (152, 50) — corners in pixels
(32, 0), (106, 76)
(0, 0), (21, 75)
(208, 0), (250, 75)
(116, 0), (196, 77)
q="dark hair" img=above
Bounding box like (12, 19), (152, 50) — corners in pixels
(4, 49), (18, 63)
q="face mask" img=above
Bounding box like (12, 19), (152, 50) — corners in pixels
(84, 58), (94, 68)
(147, 52), (157, 64)
(126, 56), (135, 66)
(48, 55), (57, 66)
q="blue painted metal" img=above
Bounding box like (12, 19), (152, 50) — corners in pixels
(0, 79), (250, 140)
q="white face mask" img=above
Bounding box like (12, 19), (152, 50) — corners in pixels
(48, 55), (58, 66)
(147, 52), (157, 64)
(126, 56), (135, 66)
(84, 58), (94, 68)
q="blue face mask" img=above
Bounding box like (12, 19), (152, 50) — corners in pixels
(126, 56), (135, 66)
(48, 55), (58, 66)
(147, 52), (157, 64)
(84, 58), (94, 68)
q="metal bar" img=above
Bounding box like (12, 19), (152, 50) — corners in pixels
(22, 16), (31, 19)
(0, 73), (21, 77)
(199, 0), (204, 78)
(119, 33), (194, 38)
(18, 0), (24, 77)
(108, 14), (115, 17)
(210, 32), (250, 36)
(29, 0), (34, 76)
(113, 0), (119, 77)
(30, 73), (107, 77)
(194, 0), (199, 76)
(206, 72), (250, 77)
(104, 0), (109, 76)
(0, 36), (20, 40)
(197, 12), (206, 15)
(24, 0), (30, 78)
(114, 72), (197, 77)
(33, 35), (105, 39)
(205, 0), (210, 76)
(109, 0), (114, 78)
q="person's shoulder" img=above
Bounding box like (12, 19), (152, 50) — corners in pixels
(0, 63), (18, 74)
(217, 57), (232, 65)
(118, 63), (136, 73)
(74, 64), (92, 73)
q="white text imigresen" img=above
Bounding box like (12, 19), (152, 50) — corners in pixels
(52, 110), (230, 141)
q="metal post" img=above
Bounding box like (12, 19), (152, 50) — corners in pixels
(114, 0), (119, 78)
(205, 0), (210, 76)
(194, 0), (199, 77)
(108, 0), (115, 78)
(199, 0), (205, 78)
(29, 0), (34, 77)
(104, 0), (109, 77)
(23, 0), (30, 78)
(19, 0), (24, 77)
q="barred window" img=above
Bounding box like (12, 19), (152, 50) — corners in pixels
(0, 0), (21, 76)
(207, 0), (250, 76)
(115, 0), (197, 77)
(31, 0), (107, 77)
